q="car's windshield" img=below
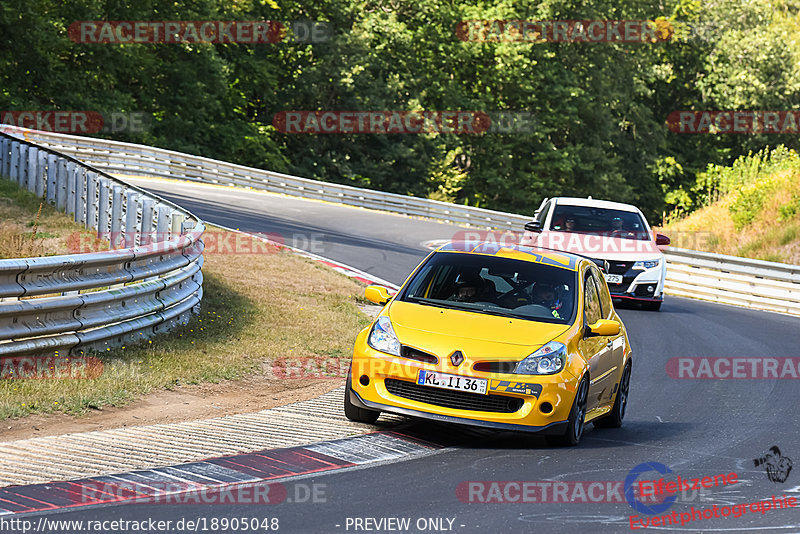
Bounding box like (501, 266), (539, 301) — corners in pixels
(398, 251), (577, 324)
(549, 205), (650, 240)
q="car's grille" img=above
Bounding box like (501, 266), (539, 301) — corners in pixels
(608, 277), (636, 295)
(473, 361), (518, 373)
(401, 346), (438, 364)
(607, 261), (633, 275)
(384, 379), (524, 413)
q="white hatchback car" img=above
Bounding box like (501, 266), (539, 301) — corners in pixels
(520, 197), (670, 310)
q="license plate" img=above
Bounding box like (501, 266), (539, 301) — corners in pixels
(417, 370), (487, 395)
(604, 273), (623, 284)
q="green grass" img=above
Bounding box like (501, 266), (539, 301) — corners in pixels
(0, 177), (95, 259)
(0, 228), (371, 419)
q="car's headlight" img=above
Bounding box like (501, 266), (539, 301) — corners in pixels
(514, 341), (567, 375)
(633, 259), (661, 270)
(367, 316), (401, 356)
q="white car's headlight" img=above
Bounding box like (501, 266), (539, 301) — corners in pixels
(633, 259), (661, 270)
(367, 316), (401, 356)
(514, 341), (567, 375)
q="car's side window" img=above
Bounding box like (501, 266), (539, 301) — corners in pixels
(536, 201), (552, 228)
(584, 272), (602, 325)
(590, 268), (613, 319)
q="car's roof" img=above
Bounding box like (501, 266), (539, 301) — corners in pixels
(435, 242), (585, 272)
(551, 196), (641, 213)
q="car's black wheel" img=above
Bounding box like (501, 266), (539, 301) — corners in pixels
(344, 378), (380, 424)
(546, 377), (589, 447)
(642, 300), (662, 311)
(595, 360), (631, 428)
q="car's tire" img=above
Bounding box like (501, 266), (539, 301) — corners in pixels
(344, 379), (380, 424)
(642, 300), (662, 311)
(546, 377), (589, 447)
(595, 360), (631, 428)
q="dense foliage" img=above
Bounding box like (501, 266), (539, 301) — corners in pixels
(2, 0), (799, 221)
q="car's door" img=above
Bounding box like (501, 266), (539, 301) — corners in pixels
(578, 268), (613, 410)
(591, 267), (625, 403)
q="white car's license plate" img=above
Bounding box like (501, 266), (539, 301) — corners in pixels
(604, 273), (623, 284)
(417, 370), (487, 395)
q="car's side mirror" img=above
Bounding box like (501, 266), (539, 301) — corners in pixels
(655, 233), (671, 246)
(524, 221), (543, 233)
(585, 319), (621, 338)
(365, 285), (392, 306)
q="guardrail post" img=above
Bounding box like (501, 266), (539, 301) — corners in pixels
(75, 167), (86, 224)
(5, 138), (12, 179)
(65, 162), (77, 217)
(97, 178), (110, 237)
(18, 144), (28, 188)
(97, 178), (111, 239)
(25, 146), (37, 193)
(9, 141), (19, 183)
(46, 154), (57, 204)
(156, 205), (170, 242)
(55, 159), (67, 211)
(125, 190), (140, 247)
(110, 185), (124, 247)
(35, 150), (46, 197)
(86, 172), (98, 229)
(0, 138), (7, 177)
(170, 211), (185, 237)
(140, 198), (154, 245)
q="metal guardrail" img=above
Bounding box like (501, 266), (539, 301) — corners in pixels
(4, 125), (800, 318)
(0, 130), (205, 356)
(663, 247), (800, 316)
(0, 126), (531, 231)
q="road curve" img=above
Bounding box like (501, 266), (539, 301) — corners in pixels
(23, 177), (800, 534)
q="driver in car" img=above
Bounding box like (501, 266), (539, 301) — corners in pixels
(532, 282), (563, 319)
(449, 273), (485, 303)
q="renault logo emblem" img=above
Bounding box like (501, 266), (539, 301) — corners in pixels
(450, 350), (464, 367)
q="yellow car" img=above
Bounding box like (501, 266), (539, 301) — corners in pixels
(345, 242), (632, 446)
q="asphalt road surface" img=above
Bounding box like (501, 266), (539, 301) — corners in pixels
(16, 178), (800, 534)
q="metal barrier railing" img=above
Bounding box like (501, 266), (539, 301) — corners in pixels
(0, 130), (205, 356)
(663, 247), (800, 316)
(0, 126), (530, 231)
(5, 125), (800, 318)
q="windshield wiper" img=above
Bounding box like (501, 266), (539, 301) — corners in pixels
(407, 297), (457, 310)
(473, 308), (528, 320)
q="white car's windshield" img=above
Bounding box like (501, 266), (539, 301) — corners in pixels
(550, 205), (650, 240)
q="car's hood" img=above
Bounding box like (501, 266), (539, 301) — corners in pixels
(387, 300), (570, 359)
(520, 230), (663, 262)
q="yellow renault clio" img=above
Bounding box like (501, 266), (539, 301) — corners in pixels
(345, 242), (632, 446)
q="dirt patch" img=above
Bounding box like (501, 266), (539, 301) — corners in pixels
(1, 374), (345, 442)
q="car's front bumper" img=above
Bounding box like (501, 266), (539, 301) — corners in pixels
(603, 263), (666, 301)
(350, 331), (579, 433)
(349, 388), (569, 434)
